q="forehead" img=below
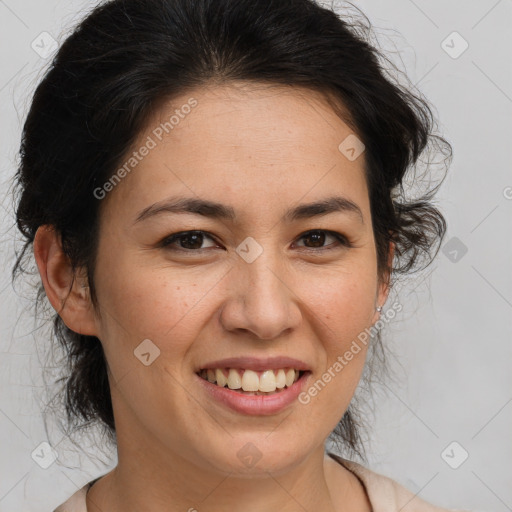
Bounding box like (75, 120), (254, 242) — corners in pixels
(100, 81), (369, 223)
(149, 81), (357, 157)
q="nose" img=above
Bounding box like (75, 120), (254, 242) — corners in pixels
(219, 248), (302, 341)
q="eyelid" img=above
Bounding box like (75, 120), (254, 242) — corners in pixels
(160, 230), (219, 250)
(160, 229), (352, 252)
(292, 229), (351, 250)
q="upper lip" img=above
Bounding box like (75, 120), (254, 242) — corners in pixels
(196, 356), (311, 372)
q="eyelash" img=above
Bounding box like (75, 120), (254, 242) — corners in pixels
(160, 229), (352, 253)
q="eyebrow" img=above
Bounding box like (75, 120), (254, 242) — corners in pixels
(134, 195), (364, 225)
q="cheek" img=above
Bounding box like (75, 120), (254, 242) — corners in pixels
(94, 259), (225, 359)
(297, 277), (373, 428)
(303, 264), (377, 336)
(300, 267), (375, 402)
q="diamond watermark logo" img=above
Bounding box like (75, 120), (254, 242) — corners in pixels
(338, 134), (365, 161)
(237, 442), (263, 468)
(442, 236), (468, 263)
(31, 32), (58, 59)
(441, 31), (469, 59)
(441, 441), (469, 469)
(31, 441), (58, 469)
(236, 237), (264, 264)
(134, 338), (161, 366)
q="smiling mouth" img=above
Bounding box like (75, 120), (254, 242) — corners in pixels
(197, 368), (307, 395)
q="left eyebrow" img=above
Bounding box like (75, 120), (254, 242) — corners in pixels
(133, 195), (364, 225)
(283, 196), (364, 224)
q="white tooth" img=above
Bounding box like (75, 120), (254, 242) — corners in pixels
(241, 369), (260, 391)
(275, 369), (286, 388)
(215, 369), (228, 387)
(227, 369), (242, 389)
(207, 369), (216, 383)
(259, 370), (277, 392)
(294, 370), (300, 382)
(285, 369), (295, 387)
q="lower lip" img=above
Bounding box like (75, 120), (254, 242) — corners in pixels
(195, 371), (311, 416)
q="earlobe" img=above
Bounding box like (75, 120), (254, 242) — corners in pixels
(33, 225), (99, 336)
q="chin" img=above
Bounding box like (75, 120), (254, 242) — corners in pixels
(195, 434), (310, 477)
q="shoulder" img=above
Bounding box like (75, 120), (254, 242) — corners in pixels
(327, 452), (471, 512)
(53, 481), (92, 512)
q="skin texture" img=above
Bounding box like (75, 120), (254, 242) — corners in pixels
(34, 81), (392, 511)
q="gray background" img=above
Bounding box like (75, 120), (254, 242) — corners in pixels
(0, 1), (511, 511)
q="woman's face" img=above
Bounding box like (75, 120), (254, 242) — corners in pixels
(89, 82), (390, 475)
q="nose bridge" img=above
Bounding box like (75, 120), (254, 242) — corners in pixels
(244, 249), (287, 307)
(221, 238), (301, 339)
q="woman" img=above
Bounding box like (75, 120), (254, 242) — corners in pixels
(12, 0), (462, 510)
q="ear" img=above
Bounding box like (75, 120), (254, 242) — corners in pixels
(371, 239), (395, 325)
(33, 225), (99, 336)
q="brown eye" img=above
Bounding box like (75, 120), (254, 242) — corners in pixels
(161, 230), (218, 251)
(294, 230), (350, 251)
(302, 230), (327, 248)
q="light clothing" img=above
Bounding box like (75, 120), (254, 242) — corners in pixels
(54, 452), (470, 511)
(328, 453), (469, 512)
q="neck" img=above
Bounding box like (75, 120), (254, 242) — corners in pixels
(85, 434), (366, 512)
(85, 393), (369, 512)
